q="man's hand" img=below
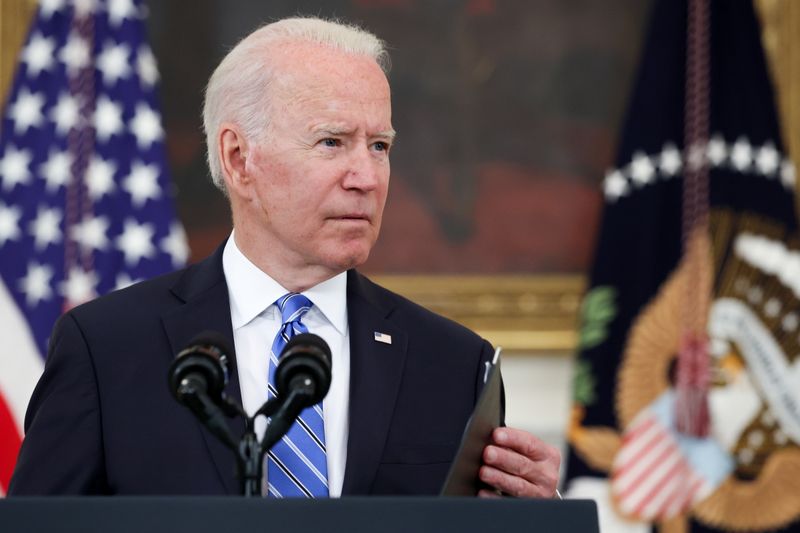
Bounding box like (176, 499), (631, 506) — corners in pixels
(478, 427), (561, 498)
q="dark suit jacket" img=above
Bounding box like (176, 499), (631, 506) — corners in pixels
(9, 244), (496, 496)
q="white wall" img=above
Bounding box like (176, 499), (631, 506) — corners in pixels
(501, 353), (575, 474)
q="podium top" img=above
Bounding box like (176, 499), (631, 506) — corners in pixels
(1, 497), (599, 533)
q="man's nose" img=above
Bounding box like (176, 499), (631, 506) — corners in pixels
(342, 145), (383, 191)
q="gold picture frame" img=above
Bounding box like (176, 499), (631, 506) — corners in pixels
(0, 0), (37, 106)
(373, 275), (584, 353)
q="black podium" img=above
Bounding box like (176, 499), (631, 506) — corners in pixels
(0, 497), (599, 533)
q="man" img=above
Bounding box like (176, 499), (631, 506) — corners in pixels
(10, 17), (559, 498)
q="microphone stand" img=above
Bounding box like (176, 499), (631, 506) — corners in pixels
(173, 333), (330, 497)
(239, 383), (313, 497)
(199, 378), (316, 497)
(176, 379), (240, 451)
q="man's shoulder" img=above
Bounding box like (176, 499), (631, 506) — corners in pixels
(68, 248), (224, 324)
(61, 269), (184, 334)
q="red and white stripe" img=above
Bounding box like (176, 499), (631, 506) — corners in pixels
(611, 409), (711, 521)
(0, 280), (45, 496)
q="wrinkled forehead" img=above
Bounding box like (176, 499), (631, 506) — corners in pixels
(266, 39), (390, 101)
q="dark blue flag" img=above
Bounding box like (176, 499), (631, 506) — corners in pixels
(565, 1), (800, 531)
(0, 0), (187, 494)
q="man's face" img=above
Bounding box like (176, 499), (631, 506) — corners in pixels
(240, 41), (393, 279)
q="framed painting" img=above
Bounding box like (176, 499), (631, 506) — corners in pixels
(145, 0), (655, 351)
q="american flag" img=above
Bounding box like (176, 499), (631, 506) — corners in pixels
(0, 0), (188, 495)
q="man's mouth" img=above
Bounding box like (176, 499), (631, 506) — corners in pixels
(333, 213), (371, 222)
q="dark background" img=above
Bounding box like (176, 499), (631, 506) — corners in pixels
(146, 0), (653, 273)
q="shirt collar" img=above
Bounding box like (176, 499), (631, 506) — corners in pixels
(222, 233), (348, 335)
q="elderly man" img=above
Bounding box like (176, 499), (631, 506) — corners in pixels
(10, 17), (559, 498)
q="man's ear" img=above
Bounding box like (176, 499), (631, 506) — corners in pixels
(219, 124), (250, 196)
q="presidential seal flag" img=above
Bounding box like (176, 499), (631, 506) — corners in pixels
(564, 0), (800, 532)
(0, 0), (187, 496)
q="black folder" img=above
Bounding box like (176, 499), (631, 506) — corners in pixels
(440, 348), (502, 496)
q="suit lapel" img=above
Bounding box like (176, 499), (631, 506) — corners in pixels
(159, 255), (409, 495)
(341, 271), (408, 495)
(161, 243), (245, 495)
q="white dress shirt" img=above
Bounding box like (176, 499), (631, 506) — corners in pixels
(222, 235), (350, 497)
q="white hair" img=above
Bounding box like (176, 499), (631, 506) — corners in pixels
(202, 17), (390, 193)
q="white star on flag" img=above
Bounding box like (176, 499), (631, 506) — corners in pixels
(137, 47), (159, 86)
(629, 152), (655, 185)
(130, 103), (164, 149)
(21, 33), (56, 76)
(108, 0), (138, 26)
(0, 203), (23, 247)
(730, 137), (753, 172)
(50, 93), (81, 135)
(161, 223), (190, 267)
(86, 155), (117, 200)
(39, 0), (66, 18)
(73, 0), (98, 18)
(686, 141), (707, 171)
(39, 150), (72, 192)
(97, 42), (132, 86)
(59, 33), (91, 76)
(659, 144), (682, 176)
(94, 96), (124, 142)
(8, 89), (46, 134)
(28, 206), (62, 250)
(59, 267), (98, 307)
(0, 146), (33, 192)
(123, 161), (161, 207)
(18, 263), (54, 307)
(116, 218), (156, 266)
(604, 170), (629, 201)
(71, 215), (110, 252)
(755, 142), (779, 176)
(706, 135), (727, 166)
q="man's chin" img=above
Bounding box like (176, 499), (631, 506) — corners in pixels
(324, 243), (373, 273)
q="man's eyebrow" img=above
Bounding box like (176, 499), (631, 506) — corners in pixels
(374, 129), (397, 142)
(310, 123), (354, 136)
(310, 125), (397, 142)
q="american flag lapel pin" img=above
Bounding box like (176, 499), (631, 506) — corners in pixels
(374, 331), (392, 344)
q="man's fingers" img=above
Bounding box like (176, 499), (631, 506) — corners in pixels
(492, 427), (553, 461)
(482, 444), (559, 494)
(478, 464), (552, 499)
(481, 428), (562, 498)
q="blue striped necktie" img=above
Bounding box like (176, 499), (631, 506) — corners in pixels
(266, 293), (329, 498)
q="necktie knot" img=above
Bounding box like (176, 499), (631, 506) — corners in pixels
(276, 293), (312, 326)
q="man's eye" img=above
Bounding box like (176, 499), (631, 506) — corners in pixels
(373, 141), (389, 152)
(321, 138), (341, 147)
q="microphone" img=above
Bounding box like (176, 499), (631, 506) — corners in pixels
(259, 333), (332, 454)
(168, 332), (237, 449)
(274, 332), (332, 407)
(168, 331), (231, 405)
